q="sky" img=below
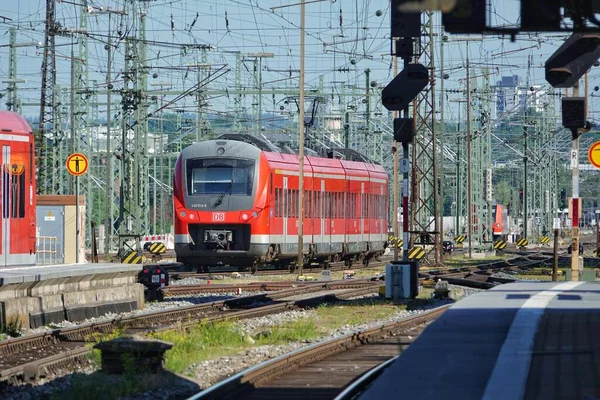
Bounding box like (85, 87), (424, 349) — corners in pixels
(0, 0), (599, 126)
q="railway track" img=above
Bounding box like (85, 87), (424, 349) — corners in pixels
(0, 281), (380, 387)
(420, 254), (556, 289)
(161, 279), (378, 297)
(189, 304), (449, 400)
(167, 257), (393, 281)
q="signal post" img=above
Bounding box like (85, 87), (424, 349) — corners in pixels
(66, 153), (89, 264)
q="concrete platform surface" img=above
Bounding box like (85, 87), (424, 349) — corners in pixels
(358, 281), (600, 400)
(0, 263), (142, 285)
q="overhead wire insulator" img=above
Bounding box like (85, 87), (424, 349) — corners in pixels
(225, 11), (230, 32)
(171, 14), (175, 32)
(189, 12), (199, 31)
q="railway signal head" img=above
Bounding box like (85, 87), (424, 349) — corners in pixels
(382, 63), (428, 112)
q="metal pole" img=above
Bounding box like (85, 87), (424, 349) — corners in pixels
(552, 228), (559, 281)
(297, 0), (305, 275)
(571, 78), (582, 281)
(439, 35), (445, 257)
(75, 175), (80, 263)
(153, 136), (157, 233)
(393, 51), (399, 262)
(466, 56), (473, 258)
(456, 118), (460, 236)
(402, 52), (410, 262)
(105, 14), (112, 255)
(523, 120), (528, 240)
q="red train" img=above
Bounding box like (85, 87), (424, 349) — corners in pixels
(0, 111), (36, 267)
(173, 135), (389, 271)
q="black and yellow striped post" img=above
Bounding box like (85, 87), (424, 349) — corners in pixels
(407, 246), (426, 261)
(387, 235), (404, 249)
(517, 238), (528, 248)
(149, 242), (167, 255)
(540, 235), (550, 245)
(454, 235), (465, 248)
(493, 239), (507, 254)
(121, 250), (143, 264)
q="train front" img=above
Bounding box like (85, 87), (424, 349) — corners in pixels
(173, 139), (268, 269)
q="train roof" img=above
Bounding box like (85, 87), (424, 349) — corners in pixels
(215, 133), (379, 165)
(217, 133), (281, 153)
(0, 111), (33, 134)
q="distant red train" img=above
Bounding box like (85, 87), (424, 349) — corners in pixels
(0, 111), (36, 267)
(173, 135), (389, 272)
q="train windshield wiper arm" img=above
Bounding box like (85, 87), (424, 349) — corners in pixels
(212, 181), (233, 209)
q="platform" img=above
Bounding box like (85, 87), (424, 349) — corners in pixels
(0, 262), (143, 285)
(358, 281), (600, 400)
(0, 263), (145, 330)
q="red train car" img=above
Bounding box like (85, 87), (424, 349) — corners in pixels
(0, 111), (36, 267)
(173, 137), (388, 271)
(492, 202), (509, 240)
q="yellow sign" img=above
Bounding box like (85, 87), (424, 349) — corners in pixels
(5, 163), (24, 176)
(589, 141), (600, 169)
(66, 153), (89, 176)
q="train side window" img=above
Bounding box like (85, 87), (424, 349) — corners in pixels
(293, 189), (298, 218)
(2, 162), (8, 219)
(15, 172), (25, 218)
(361, 193), (364, 220)
(317, 191), (321, 219)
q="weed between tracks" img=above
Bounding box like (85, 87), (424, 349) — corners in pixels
(151, 297), (412, 375)
(150, 319), (320, 373)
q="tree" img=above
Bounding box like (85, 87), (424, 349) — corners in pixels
(494, 180), (511, 206)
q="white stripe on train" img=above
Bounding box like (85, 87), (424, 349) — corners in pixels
(175, 233), (388, 244)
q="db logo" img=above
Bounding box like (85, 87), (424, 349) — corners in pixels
(212, 213), (225, 221)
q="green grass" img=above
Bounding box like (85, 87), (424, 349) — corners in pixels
(84, 329), (128, 367)
(50, 372), (185, 400)
(150, 298), (409, 375)
(151, 319), (320, 374)
(312, 298), (402, 330)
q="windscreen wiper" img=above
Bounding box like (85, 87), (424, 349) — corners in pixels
(212, 181), (233, 209)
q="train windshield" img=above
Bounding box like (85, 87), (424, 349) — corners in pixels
(187, 158), (254, 196)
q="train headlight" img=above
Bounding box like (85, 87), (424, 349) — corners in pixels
(180, 211), (187, 218)
(189, 213), (196, 220)
(241, 213), (249, 221)
(252, 211), (258, 218)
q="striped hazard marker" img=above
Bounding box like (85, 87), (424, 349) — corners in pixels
(407, 246), (426, 261)
(517, 238), (528, 247)
(122, 250), (143, 264)
(149, 242), (167, 255)
(493, 240), (507, 250)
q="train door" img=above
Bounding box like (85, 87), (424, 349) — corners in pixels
(1, 145), (9, 267)
(320, 180), (326, 251)
(360, 182), (365, 244)
(283, 177), (288, 253)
